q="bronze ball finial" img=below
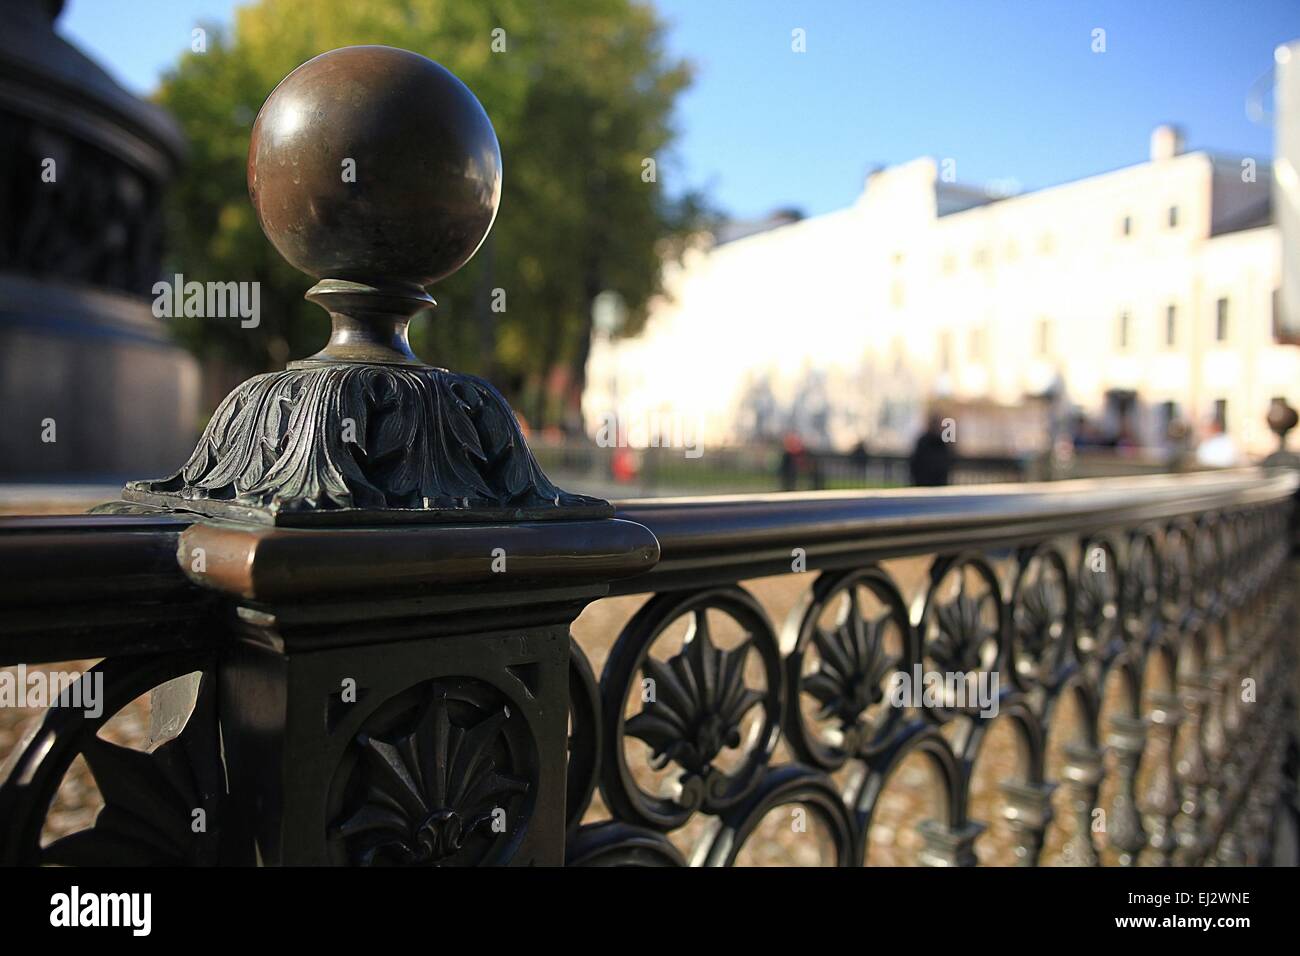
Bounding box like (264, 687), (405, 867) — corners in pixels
(1267, 397), (1298, 447)
(248, 45), (503, 365)
(123, 47), (608, 524)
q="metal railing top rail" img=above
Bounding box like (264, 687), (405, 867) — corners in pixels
(0, 512), (210, 665)
(0, 468), (1293, 615)
(0, 512), (196, 600)
(611, 467), (1298, 592)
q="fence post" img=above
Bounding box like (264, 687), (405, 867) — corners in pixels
(122, 46), (658, 865)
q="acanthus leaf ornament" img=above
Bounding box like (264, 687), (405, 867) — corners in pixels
(1009, 550), (1072, 691)
(331, 693), (529, 866)
(625, 609), (764, 777)
(600, 587), (784, 830)
(803, 613), (893, 731)
(918, 556), (1004, 719)
(124, 365), (608, 524)
(783, 568), (916, 770)
(1016, 573), (1064, 664)
(930, 590), (991, 674)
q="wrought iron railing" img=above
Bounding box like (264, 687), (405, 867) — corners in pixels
(0, 47), (1297, 868)
(566, 470), (1298, 866)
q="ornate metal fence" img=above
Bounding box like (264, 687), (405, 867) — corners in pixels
(566, 475), (1298, 866)
(1, 46), (1297, 868)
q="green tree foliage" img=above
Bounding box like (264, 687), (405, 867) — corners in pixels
(157, 0), (705, 425)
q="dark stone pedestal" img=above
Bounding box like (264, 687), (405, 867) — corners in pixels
(0, 274), (198, 479)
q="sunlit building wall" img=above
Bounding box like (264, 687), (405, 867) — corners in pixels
(584, 128), (1300, 458)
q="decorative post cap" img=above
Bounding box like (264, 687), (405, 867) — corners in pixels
(249, 45), (501, 365)
(123, 46), (609, 525)
(1267, 397), (1298, 446)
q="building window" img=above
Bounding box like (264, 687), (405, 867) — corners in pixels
(1213, 398), (1228, 431)
(1215, 297), (1229, 341)
(973, 248), (989, 268)
(1039, 234), (1053, 254)
(1165, 304), (1177, 346)
(1159, 401), (1179, 433)
(1038, 318), (1051, 356)
(1121, 215), (1132, 236)
(1118, 310), (1131, 349)
(1168, 205), (1179, 228)
(942, 253), (956, 274)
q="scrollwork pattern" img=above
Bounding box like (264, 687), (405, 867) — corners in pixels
(918, 554), (1005, 721)
(598, 587), (784, 831)
(783, 567), (917, 770)
(1009, 546), (1071, 691)
(566, 500), (1296, 867)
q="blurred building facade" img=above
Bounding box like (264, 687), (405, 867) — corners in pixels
(585, 121), (1298, 460)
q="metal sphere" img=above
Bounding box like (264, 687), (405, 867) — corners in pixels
(247, 45), (502, 287)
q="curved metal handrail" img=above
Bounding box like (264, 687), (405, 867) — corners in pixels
(612, 468), (1298, 593)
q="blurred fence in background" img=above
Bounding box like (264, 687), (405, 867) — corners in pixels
(531, 440), (1201, 498)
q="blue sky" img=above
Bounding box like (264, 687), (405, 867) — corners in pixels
(61, 0), (1300, 218)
